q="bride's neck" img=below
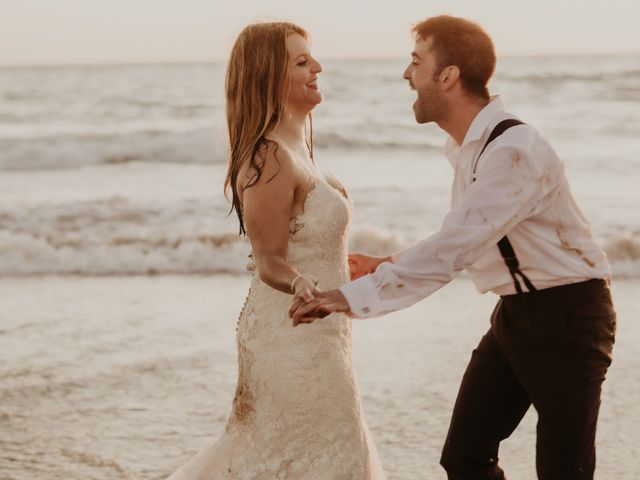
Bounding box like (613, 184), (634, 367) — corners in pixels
(268, 109), (309, 151)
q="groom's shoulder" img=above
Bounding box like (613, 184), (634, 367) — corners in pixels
(492, 116), (551, 153)
(481, 118), (563, 176)
(493, 117), (564, 177)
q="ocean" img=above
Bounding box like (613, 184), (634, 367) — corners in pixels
(1, 56), (639, 479)
(1, 55), (639, 277)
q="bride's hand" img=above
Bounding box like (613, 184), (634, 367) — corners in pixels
(289, 274), (319, 318)
(291, 273), (319, 303)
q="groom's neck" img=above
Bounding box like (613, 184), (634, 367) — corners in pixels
(439, 96), (490, 146)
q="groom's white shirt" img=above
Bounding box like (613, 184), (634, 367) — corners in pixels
(340, 96), (611, 318)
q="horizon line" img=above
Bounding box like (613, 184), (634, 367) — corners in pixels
(1, 51), (639, 69)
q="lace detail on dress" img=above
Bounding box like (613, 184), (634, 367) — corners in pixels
(246, 253), (256, 272)
(288, 178), (320, 237)
(167, 179), (385, 480)
(288, 218), (304, 236)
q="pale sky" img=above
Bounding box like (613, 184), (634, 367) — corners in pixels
(1, 0), (638, 66)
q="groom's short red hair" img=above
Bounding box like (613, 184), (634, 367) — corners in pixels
(412, 15), (495, 100)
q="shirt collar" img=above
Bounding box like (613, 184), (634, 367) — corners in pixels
(443, 95), (504, 166)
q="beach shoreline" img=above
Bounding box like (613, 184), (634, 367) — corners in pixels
(1, 274), (637, 479)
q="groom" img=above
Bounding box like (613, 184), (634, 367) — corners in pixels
(290, 15), (616, 480)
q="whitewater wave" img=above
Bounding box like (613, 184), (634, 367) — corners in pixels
(0, 230), (250, 276)
(0, 128), (226, 171)
(61, 448), (139, 480)
(1, 223), (638, 278)
(0, 124), (441, 171)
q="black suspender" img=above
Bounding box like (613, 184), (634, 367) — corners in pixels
(473, 119), (537, 294)
(472, 118), (525, 180)
(496, 235), (537, 293)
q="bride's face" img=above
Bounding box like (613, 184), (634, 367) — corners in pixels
(285, 33), (323, 111)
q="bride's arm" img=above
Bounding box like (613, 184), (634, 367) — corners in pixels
(241, 144), (316, 300)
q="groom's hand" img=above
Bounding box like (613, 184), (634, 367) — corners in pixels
(348, 253), (392, 280)
(290, 289), (351, 326)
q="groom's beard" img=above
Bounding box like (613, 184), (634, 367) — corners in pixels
(413, 87), (448, 124)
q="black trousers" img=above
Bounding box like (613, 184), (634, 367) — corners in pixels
(440, 279), (616, 480)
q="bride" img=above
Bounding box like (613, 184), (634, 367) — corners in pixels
(167, 22), (386, 479)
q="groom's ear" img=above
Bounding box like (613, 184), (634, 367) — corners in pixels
(439, 65), (460, 92)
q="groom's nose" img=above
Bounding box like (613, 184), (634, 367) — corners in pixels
(404, 74), (415, 90)
(403, 65), (412, 82)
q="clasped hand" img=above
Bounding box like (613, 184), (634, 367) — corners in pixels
(288, 253), (388, 326)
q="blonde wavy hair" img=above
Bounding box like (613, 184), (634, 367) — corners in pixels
(224, 21), (312, 235)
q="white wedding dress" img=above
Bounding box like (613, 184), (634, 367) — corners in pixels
(168, 177), (386, 479)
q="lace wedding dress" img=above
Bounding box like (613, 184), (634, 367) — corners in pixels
(167, 177), (386, 479)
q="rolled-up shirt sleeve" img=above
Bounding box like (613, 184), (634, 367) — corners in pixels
(340, 143), (546, 318)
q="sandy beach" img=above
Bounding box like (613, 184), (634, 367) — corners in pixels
(0, 274), (637, 479)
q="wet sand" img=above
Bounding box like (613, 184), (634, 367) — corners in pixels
(0, 274), (637, 479)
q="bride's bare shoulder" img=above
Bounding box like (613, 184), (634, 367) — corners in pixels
(236, 140), (300, 193)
